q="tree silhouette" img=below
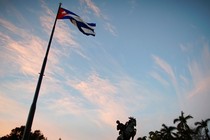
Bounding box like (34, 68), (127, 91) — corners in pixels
(149, 130), (162, 140)
(160, 124), (177, 140)
(173, 111), (193, 140)
(124, 111), (210, 140)
(195, 119), (210, 140)
(0, 126), (47, 140)
(174, 111), (193, 130)
(137, 136), (147, 140)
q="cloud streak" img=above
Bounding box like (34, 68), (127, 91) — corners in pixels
(81, 0), (118, 36)
(0, 19), (47, 77)
(188, 45), (210, 97)
(104, 22), (118, 36)
(0, 19), (29, 39)
(83, 0), (101, 17)
(152, 55), (177, 85)
(150, 71), (169, 86)
(151, 42), (210, 122)
(0, 15), (77, 138)
(69, 73), (127, 126)
(152, 55), (179, 96)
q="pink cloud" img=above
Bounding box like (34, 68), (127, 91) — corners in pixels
(150, 71), (169, 86)
(83, 0), (101, 17)
(69, 73), (127, 126)
(152, 55), (176, 83)
(0, 19), (29, 38)
(188, 45), (210, 98)
(152, 55), (178, 91)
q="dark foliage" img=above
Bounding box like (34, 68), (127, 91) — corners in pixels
(0, 126), (47, 140)
(137, 111), (210, 140)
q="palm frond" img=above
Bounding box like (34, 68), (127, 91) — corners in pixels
(185, 115), (193, 120)
(205, 118), (210, 123)
(174, 118), (179, 124)
(195, 121), (202, 126)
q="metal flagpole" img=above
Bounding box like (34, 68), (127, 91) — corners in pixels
(22, 3), (62, 140)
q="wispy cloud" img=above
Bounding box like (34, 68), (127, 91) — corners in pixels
(0, 32), (71, 111)
(150, 71), (169, 86)
(188, 45), (210, 97)
(0, 6), (64, 137)
(81, 0), (118, 36)
(0, 14), (78, 138)
(179, 75), (189, 87)
(152, 55), (177, 88)
(0, 18), (29, 39)
(128, 0), (138, 14)
(179, 43), (210, 120)
(0, 19), (47, 76)
(104, 22), (118, 36)
(48, 96), (86, 116)
(180, 43), (193, 53)
(150, 42), (210, 122)
(83, 0), (101, 17)
(0, 9), (69, 97)
(69, 72), (127, 126)
(0, 33), (61, 79)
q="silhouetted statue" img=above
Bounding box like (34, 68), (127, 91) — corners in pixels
(116, 120), (126, 138)
(116, 117), (137, 140)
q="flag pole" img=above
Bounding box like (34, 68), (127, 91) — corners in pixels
(22, 3), (62, 140)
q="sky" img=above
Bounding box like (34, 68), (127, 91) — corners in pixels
(0, 0), (210, 139)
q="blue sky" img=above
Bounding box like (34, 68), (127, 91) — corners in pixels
(0, 0), (210, 139)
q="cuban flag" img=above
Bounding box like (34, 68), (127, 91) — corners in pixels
(57, 7), (96, 36)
